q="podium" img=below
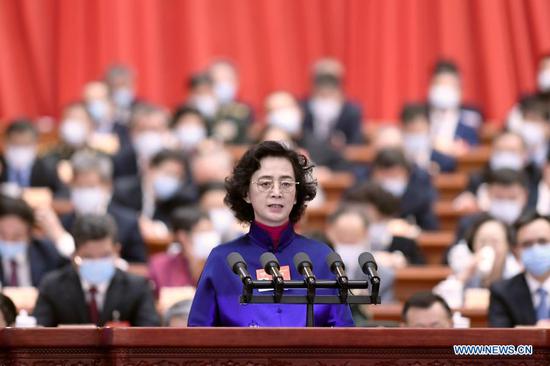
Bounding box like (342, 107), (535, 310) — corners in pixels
(0, 328), (548, 365)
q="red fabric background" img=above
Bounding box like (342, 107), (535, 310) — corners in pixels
(1, 0), (550, 124)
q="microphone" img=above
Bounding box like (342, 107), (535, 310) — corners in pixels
(293, 252), (316, 283)
(260, 252), (283, 280)
(226, 252), (253, 286)
(326, 252), (348, 286)
(358, 252), (380, 284)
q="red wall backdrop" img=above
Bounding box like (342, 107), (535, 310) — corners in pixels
(1, 0), (550, 124)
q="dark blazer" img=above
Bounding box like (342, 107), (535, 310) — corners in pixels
(112, 144), (139, 180)
(430, 149), (457, 173)
(61, 202), (147, 263)
(400, 167), (440, 230)
(389, 236), (425, 265)
(112, 176), (197, 225)
(302, 99), (364, 145)
(33, 265), (160, 327)
(488, 273), (537, 327)
(0, 238), (68, 287)
(0, 156), (65, 196)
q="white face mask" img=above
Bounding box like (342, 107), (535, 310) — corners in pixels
(310, 98), (342, 122)
(368, 221), (392, 251)
(176, 125), (207, 151)
(153, 174), (181, 201)
(267, 107), (302, 135)
(213, 81), (237, 104)
(537, 69), (550, 93)
(5, 145), (36, 170)
(379, 178), (407, 198)
(194, 95), (218, 118)
(488, 199), (522, 224)
(60, 118), (88, 147)
(489, 151), (524, 171)
(87, 100), (109, 121)
(192, 231), (222, 259)
(333, 243), (366, 277)
(520, 121), (546, 148)
(71, 187), (110, 215)
(133, 131), (164, 160)
(429, 84), (460, 110)
(112, 88), (134, 108)
(403, 133), (431, 156)
(476, 245), (496, 276)
(208, 208), (236, 237)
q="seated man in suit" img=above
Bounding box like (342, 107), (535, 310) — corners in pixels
(302, 58), (364, 146)
(369, 148), (439, 230)
(0, 119), (64, 196)
(33, 214), (160, 327)
(0, 195), (68, 287)
(112, 149), (197, 226)
(62, 150), (147, 264)
(402, 291), (453, 328)
(489, 211), (550, 327)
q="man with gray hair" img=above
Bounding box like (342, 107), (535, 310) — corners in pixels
(60, 150), (147, 263)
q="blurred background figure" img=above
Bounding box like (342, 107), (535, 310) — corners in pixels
(104, 64), (139, 125)
(170, 106), (209, 154)
(401, 291), (453, 328)
(163, 299), (193, 327)
(0, 293), (17, 327)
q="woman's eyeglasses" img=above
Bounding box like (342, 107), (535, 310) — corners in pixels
(251, 179), (299, 193)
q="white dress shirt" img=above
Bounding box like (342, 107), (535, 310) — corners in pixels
(525, 272), (550, 310)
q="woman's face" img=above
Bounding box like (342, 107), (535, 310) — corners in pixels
(473, 221), (508, 255)
(245, 156), (297, 226)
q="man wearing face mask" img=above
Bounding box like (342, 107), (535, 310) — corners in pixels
(104, 64), (140, 125)
(33, 214), (160, 327)
(0, 195), (68, 287)
(489, 211), (550, 327)
(0, 119), (65, 196)
(112, 149), (197, 225)
(265, 91), (350, 172)
(61, 151), (147, 264)
(112, 103), (176, 179)
(454, 131), (539, 212)
(302, 58), (364, 146)
(170, 106), (209, 153)
(368, 148), (439, 231)
(208, 60), (253, 144)
(149, 207), (220, 295)
(427, 60), (482, 156)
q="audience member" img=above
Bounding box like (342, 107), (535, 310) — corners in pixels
(82, 81), (127, 138)
(164, 299), (193, 327)
(368, 148), (439, 230)
(302, 58), (364, 145)
(149, 207), (220, 293)
(0, 195), (68, 287)
(402, 291), (453, 328)
(33, 214), (160, 327)
(199, 181), (244, 241)
(104, 64), (139, 124)
(62, 150), (147, 263)
(536, 150), (550, 215)
(0, 293), (16, 327)
(489, 211), (550, 327)
(427, 60), (482, 157)
(170, 106), (208, 153)
(0, 119), (64, 195)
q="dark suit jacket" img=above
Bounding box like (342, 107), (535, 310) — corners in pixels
(33, 265), (160, 327)
(400, 167), (440, 230)
(0, 238), (68, 287)
(430, 149), (457, 173)
(61, 202), (147, 263)
(112, 175), (197, 225)
(302, 99), (364, 145)
(389, 236), (425, 265)
(0, 156), (65, 196)
(488, 273), (537, 327)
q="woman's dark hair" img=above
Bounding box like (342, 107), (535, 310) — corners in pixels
(342, 181), (400, 217)
(464, 213), (514, 252)
(224, 141), (316, 224)
(0, 293), (17, 326)
(170, 206), (208, 233)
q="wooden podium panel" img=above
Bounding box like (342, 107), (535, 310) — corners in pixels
(0, 328), (548, 365)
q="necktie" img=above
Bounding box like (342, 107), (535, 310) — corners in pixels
(9, 260), (18, 286)
(536, 288), (549, 321)
(88, 286), (100, 325)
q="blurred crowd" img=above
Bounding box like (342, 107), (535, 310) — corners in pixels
(0, 54), (549, 328)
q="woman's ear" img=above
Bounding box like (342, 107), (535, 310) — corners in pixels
(243, 194), (251, 204)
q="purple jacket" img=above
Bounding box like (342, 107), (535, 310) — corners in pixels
(188, 222), (354, 327)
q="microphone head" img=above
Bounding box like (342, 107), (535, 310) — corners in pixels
(293, 252), (313, 274)
(227, 252), (246, 273)
(326, 251), (346, 272)
(358, 252), (377, 271)
(260, 252), (280, 272)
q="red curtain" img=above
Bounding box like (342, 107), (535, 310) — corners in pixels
(1, 0), (550, 125)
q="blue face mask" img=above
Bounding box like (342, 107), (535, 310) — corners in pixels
(78, 257), (116, 285)
(521, 244), (550, 277)
(0, 241), (27, 260)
